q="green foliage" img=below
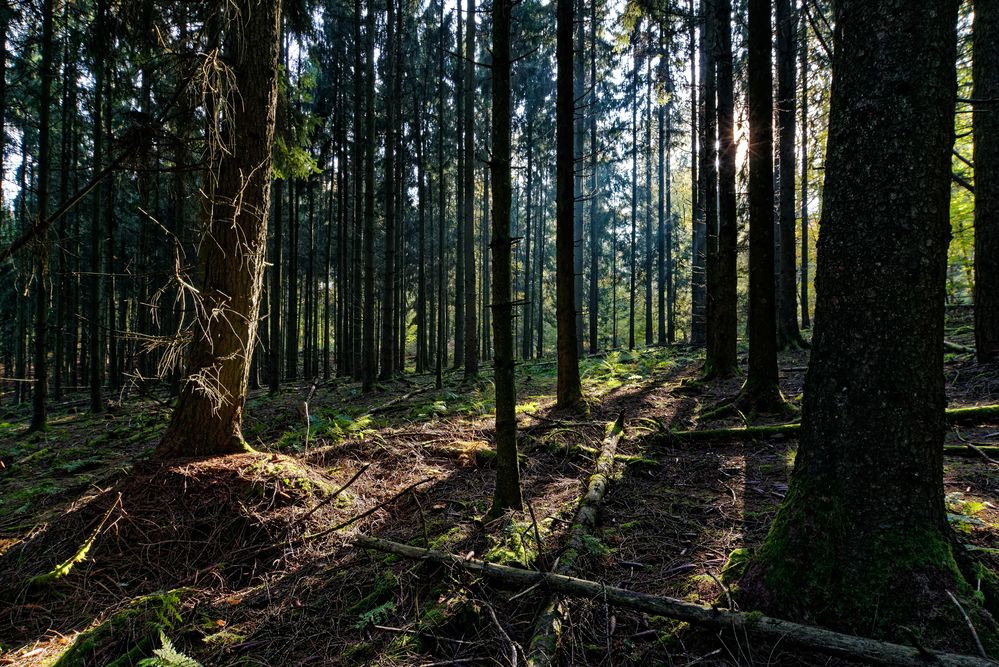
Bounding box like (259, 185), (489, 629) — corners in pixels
(137, 631), (202, 667)
(354, 601), (396, 630)
(53, 589), (190, 667)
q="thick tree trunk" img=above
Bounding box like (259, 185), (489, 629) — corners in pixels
(741, 0), (990, 645)
(556, 0), (582, 410)
(157, 0), (281, 458)
(738, 0), (783, 410)
(975, 0), (999, 364)
(489, 0), (522, 515)
(775, 0), (802, 350)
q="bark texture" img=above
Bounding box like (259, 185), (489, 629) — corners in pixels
(157, 0), (281, 457)
(741, 0), (993, 646)
(489, 0), (522, 515)
(975, 0), (999, 363)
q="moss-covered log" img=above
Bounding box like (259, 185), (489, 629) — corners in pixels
(528, 414), (624, 666)
(354, 536), (996, 667)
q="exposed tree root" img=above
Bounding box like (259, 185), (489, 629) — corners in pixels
(353, 536), (997, 667)
(527, 414), (624, 667)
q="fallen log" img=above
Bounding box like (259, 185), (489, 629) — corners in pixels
(354, 535), (997, 667)
(946, 340), (975, 354)
(529, 414), (625, 666)
(665, 405), (999, 444)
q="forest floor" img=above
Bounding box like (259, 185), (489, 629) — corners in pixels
(1, 306), (997, 666)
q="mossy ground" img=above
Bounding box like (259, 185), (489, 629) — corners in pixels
(0, 308), (997, 665)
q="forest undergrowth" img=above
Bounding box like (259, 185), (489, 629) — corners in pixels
(0, 308), (996, 666)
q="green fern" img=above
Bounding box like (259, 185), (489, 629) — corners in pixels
(137, 631), (202, 667)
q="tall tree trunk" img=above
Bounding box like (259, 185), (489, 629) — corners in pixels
(416, 99), (428, 373)
(775, 0), (802, 350)
(975, 0), (999, 364)
(286, 179), (299, 381)
(573, 0), (585, 354)
(157, 0), (281, 457)
(709, 0), (738, 377)
(556, 0), (582, 410)
(629, 38), (639, 351)
(799, 11), (810, 330)
(522, 116), (534, 360)
(30, 0), (55, 432)
(588, 0), (599, 354)
(380, 0), (398, 380)
(736, 0), (782, 410)
(644, 46), (654, 347)
(454, 2), (465, 370)
(688, 0), (704, 347)
(490, 0), (522, 514)
(656, 27), (666, 347)
(270, 180), (284, 391)
(700, 0), (719, 374)
(463, 0), (478, 379)
(741, 0), (993, 643)
(361, 0), (376, 392)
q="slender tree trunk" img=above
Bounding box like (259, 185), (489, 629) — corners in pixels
(689, 0), (704, 347)
(380, 0), (398, 381)
(709, 0), (738, 377)
(656, 27), (666, 347)
(573, 0), (585, 354)
(416, 99), (428, 373)
(462, 0), (478, 379)
(700, 0), (720, 374)
(490, 0), (522, 514)
(361, 0), (376, 392)
(286, 179), (299, 381)
(738, 0), (782, 409)
(588, 0), (600, 354)
(157, 0), (281, 457)
(644, 46), (654, 347)
(29, 0), (55, 432)
(799, 11), (810, 330)
(741, 0), (993, 643)
(522, 117), (534, 360)
(454, 2), (465, 370)
(556, 0), (583, 410)
(629, 38), (639, 351)
(975, 0), (999, 363)
(775, 0), (802, 350)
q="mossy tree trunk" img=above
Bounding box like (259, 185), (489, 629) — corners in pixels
(157, 0), (282, 458)
(975, 0), (999, 364)
(741, 0), (991, 645)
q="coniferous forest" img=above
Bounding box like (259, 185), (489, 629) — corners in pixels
(1, 0), (999, 664)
